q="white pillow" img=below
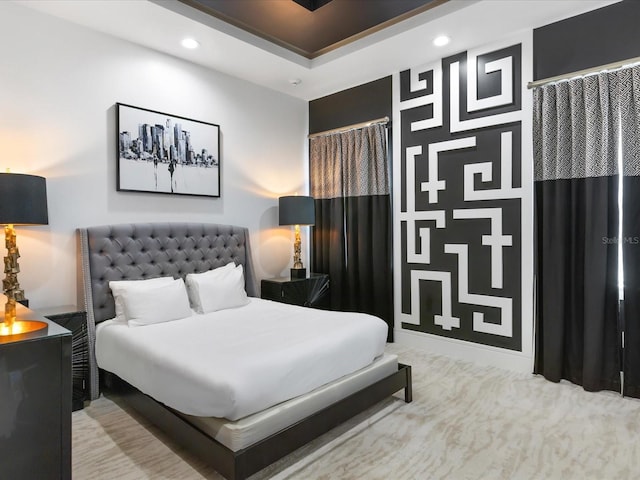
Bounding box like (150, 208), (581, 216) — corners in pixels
(185, 262), (235, 312)
(185, 263), (249, 313)
(109, 276), (174, 323)
(121, 278), (192, 327)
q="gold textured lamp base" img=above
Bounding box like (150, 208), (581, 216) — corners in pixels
(292, 224), (303, 269)
(3, 224), (25, 302)
(1, 225), (47, 340)
(291, 224), (307, 279)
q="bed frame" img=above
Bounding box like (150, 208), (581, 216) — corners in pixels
(78, 222), (412, 480)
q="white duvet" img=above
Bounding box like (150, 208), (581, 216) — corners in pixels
(96, 297), (387, 420)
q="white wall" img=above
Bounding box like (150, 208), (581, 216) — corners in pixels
(0, 2), (308, 310)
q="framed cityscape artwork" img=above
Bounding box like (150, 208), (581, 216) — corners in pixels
(116, 103), (220, 197)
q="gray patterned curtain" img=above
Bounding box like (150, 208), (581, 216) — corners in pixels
(310, 123), (393, 340)
(534, 64), (640, 396)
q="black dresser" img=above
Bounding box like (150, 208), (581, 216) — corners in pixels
(0, 298), (72, 480)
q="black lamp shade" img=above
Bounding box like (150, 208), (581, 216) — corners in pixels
(279, 195), (315, 226)
(0, 173), (49, 225)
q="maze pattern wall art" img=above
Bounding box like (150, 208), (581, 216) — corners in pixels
(396, 43), (523, 351)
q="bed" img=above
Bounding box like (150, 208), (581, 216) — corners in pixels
(78, 222), (412, 479)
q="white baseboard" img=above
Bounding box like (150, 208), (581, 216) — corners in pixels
(394, 328), (534, 373)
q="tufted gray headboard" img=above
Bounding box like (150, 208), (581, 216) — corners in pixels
(77, 222), (258, 400)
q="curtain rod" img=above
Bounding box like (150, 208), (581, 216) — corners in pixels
(308, 116), (389, 139)
(528, 55), (640, 89)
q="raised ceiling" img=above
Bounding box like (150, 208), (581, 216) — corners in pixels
(17, 0), (618, 101)
(178, 0), (446, 58)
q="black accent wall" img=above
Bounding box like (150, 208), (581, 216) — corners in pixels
(309, 76), (391, 134)
(308, 76), (393, 339)
(396, 42), (524, 350)
(533, 0), (640, 81)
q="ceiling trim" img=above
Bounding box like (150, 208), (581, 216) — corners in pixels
(310, 0), (450, 59)
(177, 0), (450, 60)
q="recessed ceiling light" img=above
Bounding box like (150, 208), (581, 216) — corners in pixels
(181, 38), (199, 49)
(433, 35), (450, 47)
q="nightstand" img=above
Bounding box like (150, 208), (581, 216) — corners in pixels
(37, 305), (88, 412)
(261, 273), (329, 308)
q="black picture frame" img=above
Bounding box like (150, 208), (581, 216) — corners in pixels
(116, 103), (220, 197)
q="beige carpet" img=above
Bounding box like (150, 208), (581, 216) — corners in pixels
(72, 344), (640, 479)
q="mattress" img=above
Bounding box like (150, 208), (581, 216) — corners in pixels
(179, 353), (398, 452)
(95, 297), (388, 420)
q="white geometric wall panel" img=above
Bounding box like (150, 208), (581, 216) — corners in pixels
(396, 44), (523, 351)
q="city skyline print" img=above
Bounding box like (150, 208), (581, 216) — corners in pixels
(117, 103), (220, 197)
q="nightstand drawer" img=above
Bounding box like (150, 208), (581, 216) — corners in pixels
(261, 274), (329, 307)
(261, 280), (288, 302)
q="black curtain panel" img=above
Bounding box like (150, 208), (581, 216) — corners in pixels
(310, 123), (393, 340)
(534, 177), (620, 391)
(533, 72), (622, 393)
(620, 66), (640, 397)
(624, 174), (640, 396)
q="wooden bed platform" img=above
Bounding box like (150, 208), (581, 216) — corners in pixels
(103, 364), (411, 480)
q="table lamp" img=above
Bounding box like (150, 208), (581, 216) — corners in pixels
(0, 172), (49, 337)
(279, 195), (315, 279)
